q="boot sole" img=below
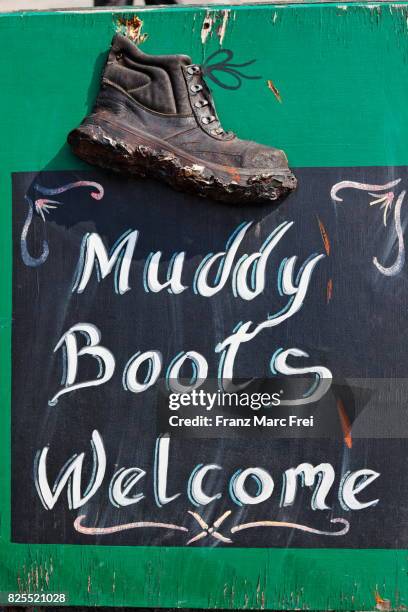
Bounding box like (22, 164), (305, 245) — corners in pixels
(67, 114), (297, 205)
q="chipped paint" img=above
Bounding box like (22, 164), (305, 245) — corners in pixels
(201, 10), (230, 47)
(217, 10), (230, 46)
(317, 215), (331, 255)
(326, 278), (333, 303)
(16, 558), (55, 593)
(336, 398), (352, 449)
(375, 591), (391, 611)
(267, 79), (282, 103)
(116, 15), (148, 44)
(201, 11), (213, 45)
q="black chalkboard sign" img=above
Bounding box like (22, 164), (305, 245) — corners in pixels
(11, 168), (408, 548)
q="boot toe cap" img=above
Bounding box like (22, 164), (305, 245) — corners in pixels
(244, 146), (289, 170)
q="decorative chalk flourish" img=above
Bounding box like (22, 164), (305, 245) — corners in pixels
(331, 179), (406, 276)
(74, 514), (188, 535)
(186, 510), (232, 545)
(74, 511), (349, 544)
(231, 517), (350, 537)
(21, 180), (104, 267)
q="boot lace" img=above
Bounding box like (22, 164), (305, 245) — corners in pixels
(186, 64), (234, 138)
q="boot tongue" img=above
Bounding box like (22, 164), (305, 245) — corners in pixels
(199, 71), (233, 138)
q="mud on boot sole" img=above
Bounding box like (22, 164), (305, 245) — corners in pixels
(67, 116), (297, 205)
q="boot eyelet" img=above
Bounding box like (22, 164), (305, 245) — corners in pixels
(116, 52), (123, 60)
(201, 116), (215, 125)
(190, 84), (203, 94)
(195, 100), (208, 108)
(187, 65), (200, 75)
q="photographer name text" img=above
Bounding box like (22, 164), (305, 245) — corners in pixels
(168, 414), (314, 429)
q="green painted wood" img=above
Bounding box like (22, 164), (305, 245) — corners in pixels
(1, 3), (408, 608)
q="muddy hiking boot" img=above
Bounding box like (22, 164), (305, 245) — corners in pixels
(68, 34), (297, 204)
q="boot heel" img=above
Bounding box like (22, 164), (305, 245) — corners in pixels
(67, 120), (149, 177)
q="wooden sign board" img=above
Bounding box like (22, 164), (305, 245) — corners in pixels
(1, 3), (408, 609)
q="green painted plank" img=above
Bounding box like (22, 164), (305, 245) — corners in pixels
(3, 3), (408, 170)
(1, 4), (407, 608)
